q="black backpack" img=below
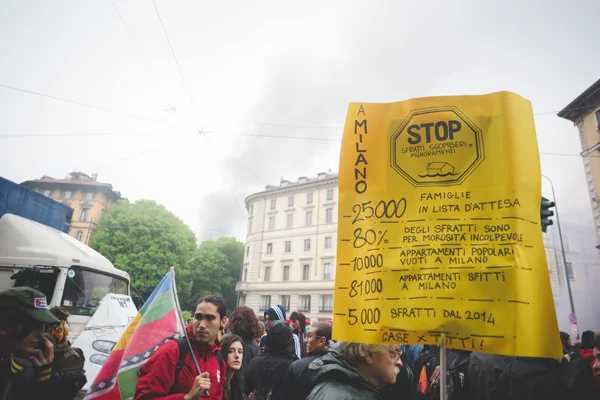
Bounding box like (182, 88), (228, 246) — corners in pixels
(447, 352), (471, 400)
(173, 338), (224, 385)
(564, 352), (594, 390)
(491, 360), (556, 400)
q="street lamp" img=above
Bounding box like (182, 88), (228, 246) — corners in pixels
(542, 174), (579, 339)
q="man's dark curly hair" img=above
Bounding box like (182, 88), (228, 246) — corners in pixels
(227, 306), (261, 340)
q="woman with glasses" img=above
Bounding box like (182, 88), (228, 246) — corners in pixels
(306, 342), (403, 400)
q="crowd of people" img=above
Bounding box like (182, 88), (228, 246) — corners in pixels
(1, 287), (599, 400)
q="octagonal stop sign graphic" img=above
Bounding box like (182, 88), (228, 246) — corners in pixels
(390, 106), (485, 187)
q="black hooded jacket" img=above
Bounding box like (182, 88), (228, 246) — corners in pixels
(245, 321), (296, 400)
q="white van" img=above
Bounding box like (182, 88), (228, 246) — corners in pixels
(0, 214), (130, 340)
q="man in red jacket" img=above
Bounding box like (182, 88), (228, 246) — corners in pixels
(135, 295), (227, 400)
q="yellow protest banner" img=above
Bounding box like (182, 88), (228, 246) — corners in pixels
(333, 91), (562, 358)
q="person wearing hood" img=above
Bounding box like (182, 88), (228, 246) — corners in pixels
(246, 320), (296, 400)
(306, 341), (402, 400)
(259, 305), (301, 359)
(277, 321), (332, 400)
(135, 295), (227, 400)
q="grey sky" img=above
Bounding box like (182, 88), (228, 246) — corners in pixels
(1, 0), (599, 242)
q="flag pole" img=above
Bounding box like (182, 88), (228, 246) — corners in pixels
(170, 267), (210, 397)
(439, 335), (447, 400)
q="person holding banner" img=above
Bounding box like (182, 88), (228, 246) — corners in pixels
(134, 295), (227, 400)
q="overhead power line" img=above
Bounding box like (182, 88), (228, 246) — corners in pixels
(0, 83), (169, 125)
(150, 0), (200, 123)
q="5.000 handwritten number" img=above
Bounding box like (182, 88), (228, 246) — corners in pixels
(348, 308), (381, 326)
(349, 278), (383, 297)
(352, 199), (407, 224)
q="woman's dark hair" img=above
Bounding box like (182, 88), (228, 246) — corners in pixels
(220, 333), (245, 400)
(196, 294), (226, 319)
(290, 312), (307, 331)
(227, 306), (261, 340)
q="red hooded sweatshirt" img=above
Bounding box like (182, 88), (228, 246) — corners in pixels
(134, 324), (225, 400)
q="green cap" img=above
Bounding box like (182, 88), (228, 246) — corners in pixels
(0, 287), (61, 324)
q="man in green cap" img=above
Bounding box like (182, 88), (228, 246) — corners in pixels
(0, 286), (77, 400)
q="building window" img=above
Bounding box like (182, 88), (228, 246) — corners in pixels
(325, 237), (332, 249)
(280, 295), (290, 311)
(307, 192), (313, 204)
(320, 295), (333, 312)
(285, 241), (291, 253)
(249, 204), (254, 215)
(305, 211), (312, 226)
(323, 262), (332, 280)
(304, 239), (311, 251)
(85, 192), (94, 201)
(596, 109), (600, 126)
(298, 295), (311, 312)
(286, 213), (293, 229)
(243, 268), (248, 282)
(64, 190), (72, 199)
(266, 243), (273, 254)
(43, 190), (51, 197)
(75, 231), (83, 241)
(288, 196), (294, 207)
(325, 208), (333, 223)
(565, 262), (574, 281)
(246, 246), (250, 257)
(239, 295), (246, 306)
(264, 266), (271, 282)
(259, 295), (271, 311)
(283, 265), (290, 281)
(269, 216), (275, 230)
(248, 221), (253, 233)
(270, 199), (276, 210)
(327, 189), (334, 201)
(302, 264), (310, 280)
(79, 208), (90, 222)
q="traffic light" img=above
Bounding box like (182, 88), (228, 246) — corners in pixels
(540, 196), (555, 233)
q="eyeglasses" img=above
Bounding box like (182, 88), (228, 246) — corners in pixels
(386, 349), (401, 362)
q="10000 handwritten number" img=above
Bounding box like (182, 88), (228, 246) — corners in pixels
(352, 254), (384, 271)
(352, 199), (407, 224)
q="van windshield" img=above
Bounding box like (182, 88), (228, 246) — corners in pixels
(62, 266), (128, 316)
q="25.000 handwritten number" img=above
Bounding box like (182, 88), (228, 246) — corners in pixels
(348, 307), (381, 326)
(352, 199), (407, 224)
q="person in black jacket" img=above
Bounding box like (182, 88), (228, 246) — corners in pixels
(226, 306), (261, 378)
(245, 320), (296, 400)
(220, 333), (247, 400)
(276, 321), (332, 400)
(0, 287), (82, 400)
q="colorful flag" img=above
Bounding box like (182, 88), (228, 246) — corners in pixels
(84, 269), (183, 400)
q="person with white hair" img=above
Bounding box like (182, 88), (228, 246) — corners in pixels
(306, 341), (402, 400)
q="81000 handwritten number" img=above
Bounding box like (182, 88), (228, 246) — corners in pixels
(352, 199), (407, 224)
(349, 278), (383, 297)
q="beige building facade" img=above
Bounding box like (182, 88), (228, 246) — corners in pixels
(21, 172), (121, 244)
(558, 79), (600, 247)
